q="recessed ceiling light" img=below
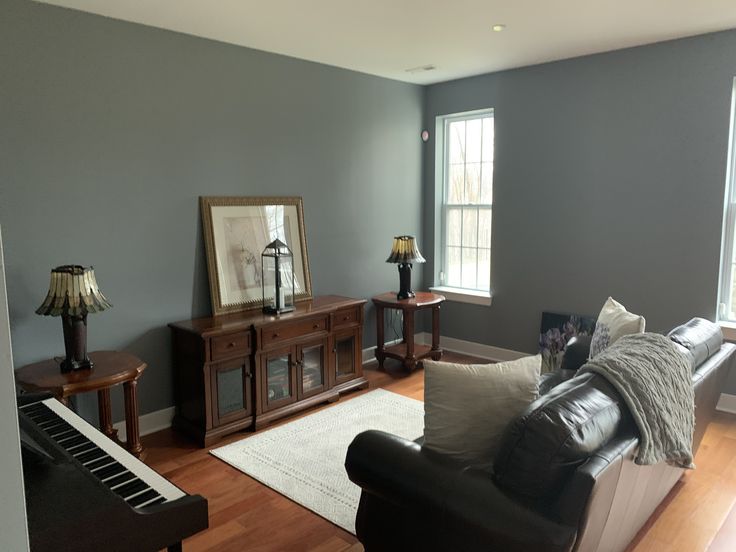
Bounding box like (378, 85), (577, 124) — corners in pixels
(492, 24), (506, 32)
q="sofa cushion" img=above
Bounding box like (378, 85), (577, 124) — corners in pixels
(493, 372), (624, 500)
(668, 317), (723, 371)
(422, 356), (541, 464)
(590, 297), (645, 358)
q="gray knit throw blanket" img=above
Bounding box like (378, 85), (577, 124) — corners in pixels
(579, 332), (695, 468)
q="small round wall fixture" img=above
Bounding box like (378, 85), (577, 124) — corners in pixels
(421, 130), (430, 142)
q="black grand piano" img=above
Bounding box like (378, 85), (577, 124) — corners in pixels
(18, 393), (208, 552)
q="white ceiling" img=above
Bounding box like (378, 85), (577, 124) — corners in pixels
(37, 0), (736, 85)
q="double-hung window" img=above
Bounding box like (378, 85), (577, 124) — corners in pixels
(433, 109), (494, 305)
(718, 79), (736, 322)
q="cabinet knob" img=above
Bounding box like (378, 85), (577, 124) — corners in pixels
(273, 333), (280, 338)
(227, 342), (235, 348)
(313, 324), (320, 329)
(342, 315), (350, 321)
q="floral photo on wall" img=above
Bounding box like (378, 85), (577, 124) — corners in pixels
(539, 312), (596, 373)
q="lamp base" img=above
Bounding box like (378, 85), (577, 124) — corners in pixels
(396, 263), (415, 300)
(60, 357), (94, 373)
(262, 306), (295, 315)
(61, 314), (93, 373)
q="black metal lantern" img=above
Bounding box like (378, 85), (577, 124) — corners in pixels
(261, 239), (295, 315)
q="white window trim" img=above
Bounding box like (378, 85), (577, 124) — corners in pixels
(429, 285), (493, 306)
(435, 108), (495, 303)
(718, 78), (736, 322)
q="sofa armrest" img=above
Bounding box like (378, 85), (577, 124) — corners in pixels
(346, 430), (577, 552)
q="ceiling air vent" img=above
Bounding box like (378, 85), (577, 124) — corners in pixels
(405, 64), (436, 74)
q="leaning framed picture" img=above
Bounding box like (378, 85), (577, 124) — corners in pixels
(200, 196), (313, 315)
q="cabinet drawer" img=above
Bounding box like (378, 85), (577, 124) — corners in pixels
(334, 306), (360, 329)
(211, 331), (251, 361)
(262, 316), (328, 348)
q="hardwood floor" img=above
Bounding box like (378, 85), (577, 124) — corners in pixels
(143, 355), (736, 552)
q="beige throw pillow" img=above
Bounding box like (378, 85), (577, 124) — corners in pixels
(589, 297), (646, 358)
(422, 355), (541, 465)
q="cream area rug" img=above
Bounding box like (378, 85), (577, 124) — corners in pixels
(210, 389), (424, 534)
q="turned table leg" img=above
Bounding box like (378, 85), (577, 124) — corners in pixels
(375, 305), (385, 369)
(123, 379), (144, 458)
(97, 388), (119, 442)
(403, 308), (416, 371)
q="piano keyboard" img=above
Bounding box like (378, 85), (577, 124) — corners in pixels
(20, 398), (185, 509)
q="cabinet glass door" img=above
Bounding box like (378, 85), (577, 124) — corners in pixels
(211, 358), (252, 426)
(301, 342), (326, 397)
(335, 333), (356, 382)
(217, 365), (245, 417)
(266, 352), (293, 406)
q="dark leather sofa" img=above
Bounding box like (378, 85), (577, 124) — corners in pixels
(345, 318), (734, 552)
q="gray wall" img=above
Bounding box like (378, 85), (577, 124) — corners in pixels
(0, 0), (423, 421)
(423, 31), (736, 393)
(0, 227), (30, 552)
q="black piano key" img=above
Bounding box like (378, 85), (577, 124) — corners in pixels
(127, 489), (161, 507)
(49, 428), (78, 441)
(75, 447), (106, 463)
(140, 496), (167, 508)
(95, 463), (128, 481)
(114, 479), (149, 499)
(69, 441), (97, 456)
(59, 435), (88, 449)
(38, 418), (69, 431)
(85, 456), (115, 471)
(27, 411), (57, 423)
(103, 471), (136, 488)
(19, 402), (45, 412)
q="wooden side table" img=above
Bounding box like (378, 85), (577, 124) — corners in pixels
(372, 292), (445, 371)
(15, 350), (147, 458)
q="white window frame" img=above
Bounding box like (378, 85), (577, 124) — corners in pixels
(430, 108), (494, 306)
(719, 79), (736, 324)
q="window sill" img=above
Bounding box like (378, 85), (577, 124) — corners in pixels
(429, 286), (493, 306)
(719, 321), (736, 342)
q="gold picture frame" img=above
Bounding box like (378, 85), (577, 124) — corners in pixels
(200, 196), (313, 316)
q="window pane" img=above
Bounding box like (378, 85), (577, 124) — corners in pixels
(478, 248), (491, 291)
(462, 208), (478, 247)
(446, 207), (461, 246)
(481, 162), (493, 204)
(466, 163), (481, 204)
(466, 119), (482, 163)
(482, 117), (494, 163)
(478, 209), (492, 248)
(446, 246), (462, 287)
(448, 164), (464, 204)
(449, 121), (466, 164)
(461, 247), (477, 289)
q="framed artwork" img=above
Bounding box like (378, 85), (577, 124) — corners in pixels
(200, 196), (312, 315)
(538, 311), (596, 373)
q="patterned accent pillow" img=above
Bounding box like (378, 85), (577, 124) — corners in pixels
(589, 297), (645, 358)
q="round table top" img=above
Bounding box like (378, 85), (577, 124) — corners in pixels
(371, 291), (446, 309)
(15, 350), (146, 397)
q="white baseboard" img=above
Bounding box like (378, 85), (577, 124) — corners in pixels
(717, 393), (736, 414)
(415, 332), (528, 362)
(113, 406), (175, 441)
(362, 337), (408, 364)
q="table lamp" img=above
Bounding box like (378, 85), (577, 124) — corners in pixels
(385, 236), (426, 300)
(35, 265), (112, 372)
